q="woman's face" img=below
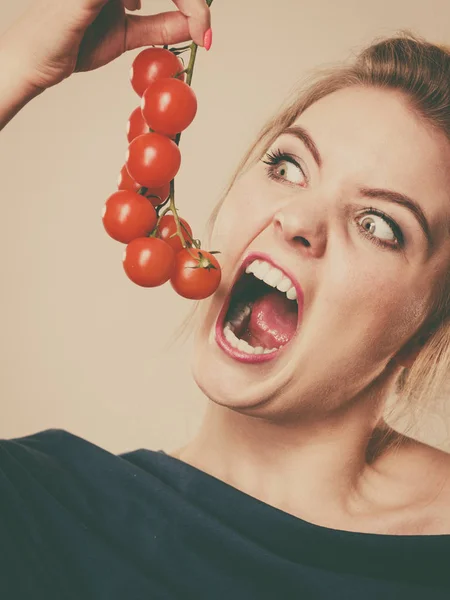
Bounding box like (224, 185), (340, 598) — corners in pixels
(191, 86), (450, 420)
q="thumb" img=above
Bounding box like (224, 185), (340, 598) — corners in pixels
(125, 11), (192, 50)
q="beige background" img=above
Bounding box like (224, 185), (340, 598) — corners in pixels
(1, 0), (450, 454)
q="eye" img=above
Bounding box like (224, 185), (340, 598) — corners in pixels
(262, 149), (307, 186)
(356, 208), (404, 251)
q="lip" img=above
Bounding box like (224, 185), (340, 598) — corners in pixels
(214, 251), (304, 364)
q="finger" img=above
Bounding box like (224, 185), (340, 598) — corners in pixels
(171, 0), (211, 46)
(126, 11), (191, 50)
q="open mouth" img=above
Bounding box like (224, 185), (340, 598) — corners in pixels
(216, 258), (302, 359)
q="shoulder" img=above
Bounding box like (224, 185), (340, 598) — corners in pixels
(399, 436), (450, 481)
(0, 428), (119, 480)
(407, 438), (450, 498)
(413, 440), (450, 531)
(0, 427), (82, 456)
(0, 428), (156, 515)
(383, 435), (450, 532)
(1, 427), (80, 445)
(0, 428), (103, 458)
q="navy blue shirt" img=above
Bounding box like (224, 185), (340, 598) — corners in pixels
(0, 428), (449, 599)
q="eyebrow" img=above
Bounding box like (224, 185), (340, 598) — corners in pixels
(282, 126), (323, 169)
(358, 188), (433, 249)
(280, 125), (434, 249)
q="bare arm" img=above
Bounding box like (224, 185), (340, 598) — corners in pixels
(0, 0), (211, 131)
(0, 40), (43, 130)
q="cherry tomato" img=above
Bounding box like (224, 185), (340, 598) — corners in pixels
(123, 237), (175, 287)
(146, 181), (171, 208)
(118, 164), (141, 193)
(130, 48), (185, 97)
(127, 107), (149, 143)
(126, 133), (181, 188)
(171, 249), (221, 299)
(102, 190), (157, 244)
(157, 214), (193, 254)
(141, 78), (197, 136)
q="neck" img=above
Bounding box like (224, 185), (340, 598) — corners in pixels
(174, 372), (405, 527)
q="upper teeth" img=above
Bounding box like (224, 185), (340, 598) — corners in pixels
(245, 259), (297, 301)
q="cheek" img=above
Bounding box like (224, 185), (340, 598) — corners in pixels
(326, 255), (425, 353)
(212, 174), (274, 259)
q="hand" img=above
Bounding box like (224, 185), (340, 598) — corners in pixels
(1, 0), (211, 93)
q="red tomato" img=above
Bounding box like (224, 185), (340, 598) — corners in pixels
(141, 78), (197, 136)
(102, 190), (157, 244)
(123, 237), (175, 287)
(126, 133), (181, 188)
(130, 48), (185, 97)
(127, 107), (149, 143)
(118, 164), (141, 193)
(157, 214), (193, 254)
(171, 249), (222, 299)
(146, 181), (171, 207)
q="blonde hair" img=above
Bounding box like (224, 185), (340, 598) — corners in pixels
(171, 31), (450, 434)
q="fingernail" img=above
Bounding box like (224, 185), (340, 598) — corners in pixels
(203, 28), (212, 51)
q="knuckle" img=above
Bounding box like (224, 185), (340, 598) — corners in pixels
(160, 16), (171, 44)
(197, 3), (209, 19)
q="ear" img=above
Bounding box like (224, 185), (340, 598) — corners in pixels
(393, 332), (430, 369)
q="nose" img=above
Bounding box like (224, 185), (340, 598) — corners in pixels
(273, 201), (327, 258)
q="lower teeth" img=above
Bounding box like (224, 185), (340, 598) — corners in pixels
(223, 322), (279, 355)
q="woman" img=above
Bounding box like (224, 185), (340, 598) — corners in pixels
(1, 0), (450, 598)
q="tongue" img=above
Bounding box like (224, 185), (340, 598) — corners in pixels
(243, 290), (298, 349)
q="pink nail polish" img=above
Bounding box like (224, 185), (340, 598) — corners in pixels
(203, 28), (212, 51)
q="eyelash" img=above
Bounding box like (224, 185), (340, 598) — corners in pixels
(262, 148), (308, 185)
(261, 149), (404, 251)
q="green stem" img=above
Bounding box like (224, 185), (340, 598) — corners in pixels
(145, 0), (214, 249)
(171, 45), (192, 54)
(168, 181), (198, 258)
(156, 205), (171, 220)
(185, 42), (198, 87)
